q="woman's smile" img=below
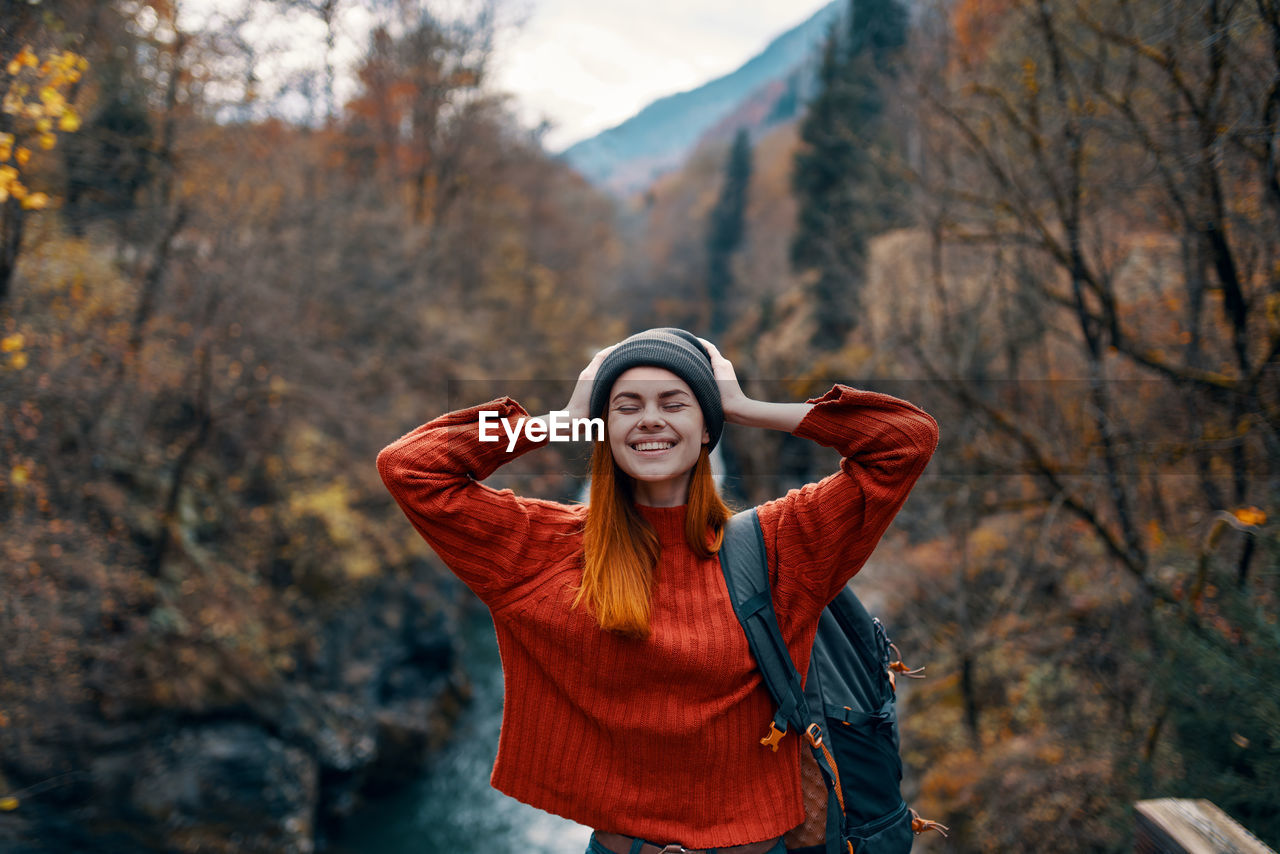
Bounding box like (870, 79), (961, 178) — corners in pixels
(629, 438), (678, 454)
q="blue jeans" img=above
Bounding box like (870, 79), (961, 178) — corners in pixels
(586, 833), (787, 854)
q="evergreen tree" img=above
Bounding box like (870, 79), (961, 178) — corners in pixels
(64, 88), (154, 237)
(791, 0), (910, 351)
(705, 129), (753, 338)
(1151, 566), (1280, 846)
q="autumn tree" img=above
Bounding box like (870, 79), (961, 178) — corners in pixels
(868, 0), (1280, 844)
(343, 5), (492, 228)
(907, 0), (1276, 582)
(0, 1), (617, 846)
(0, 3), (90, 300)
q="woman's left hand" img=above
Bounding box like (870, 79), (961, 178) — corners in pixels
(699, 338), (750, 423)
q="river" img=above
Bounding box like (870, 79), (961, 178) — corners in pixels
(329, 606), (592, 854)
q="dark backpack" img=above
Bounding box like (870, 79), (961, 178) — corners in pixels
(719, 509), (947, 854)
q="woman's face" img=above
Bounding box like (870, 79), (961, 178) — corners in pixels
(606, 366), (709, 505)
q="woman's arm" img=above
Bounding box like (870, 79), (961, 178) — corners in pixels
(700, 339), (938, 614)
(376, 346), (619, 609)
(765, 385), (937, 613)
(376, 397), (580, 610)
(700, 338), (814, 432)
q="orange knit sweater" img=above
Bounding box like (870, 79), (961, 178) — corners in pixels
(376, 384), (937, 847)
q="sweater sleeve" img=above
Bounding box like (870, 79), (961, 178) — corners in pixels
(375, 397), (583, 610)
(756, 384), (938, 616)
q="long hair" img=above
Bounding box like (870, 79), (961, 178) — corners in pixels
(575, 440), (732, 638)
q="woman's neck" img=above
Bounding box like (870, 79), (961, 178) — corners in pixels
(631, 472), (693, 507)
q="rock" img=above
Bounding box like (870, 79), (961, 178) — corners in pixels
(364, 681), (467, 794)
(96, 722), (318, 853)
(0, 573), (472, 851)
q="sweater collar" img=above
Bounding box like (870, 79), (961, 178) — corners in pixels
(635, 503), (689, 545)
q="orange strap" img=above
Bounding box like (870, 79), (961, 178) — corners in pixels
(804, 724), (846, 815)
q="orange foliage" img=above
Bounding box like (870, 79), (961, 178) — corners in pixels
(0, 46), (87, 207)
(951, 0), (1019, 67)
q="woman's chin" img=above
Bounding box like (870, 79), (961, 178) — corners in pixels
(622, 460), (695, 482)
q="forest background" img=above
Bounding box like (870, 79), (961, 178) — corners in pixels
(0, 0), (1276, 852)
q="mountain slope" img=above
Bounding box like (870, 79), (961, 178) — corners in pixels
(559, 1), (842, 195)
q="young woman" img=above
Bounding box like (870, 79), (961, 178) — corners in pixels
(376, 328), (937, 854)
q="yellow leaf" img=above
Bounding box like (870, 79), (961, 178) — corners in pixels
(1233, 507), (1267, 527)
(9, 352), (28, 369)
(0, 796), (17, 811)
(10, 465), (29, 486)
(21, 192), (48, 210)
(0, 132), (12, 147)
(0, 333), (22, 352)
(58, 111), (80, 133)
(38, 134), (54, 151)
(15, 147), (28, 166)
(0, 143), (9, 162)
(9, 180), (26, 200)
(35, 117), (51, 133)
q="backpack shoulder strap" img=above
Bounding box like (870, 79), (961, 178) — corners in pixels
(720, 508), (809, 740)
(720, 509), (848, 854)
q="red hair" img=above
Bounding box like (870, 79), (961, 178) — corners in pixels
(575, 441), (732, 638)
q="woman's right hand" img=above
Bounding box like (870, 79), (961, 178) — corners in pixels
(562, 344), (618, 422)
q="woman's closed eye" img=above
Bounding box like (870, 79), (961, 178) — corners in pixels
(614, 402), (687, 413)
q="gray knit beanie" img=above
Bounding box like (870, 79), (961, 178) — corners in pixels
(589, 328), (724, 450)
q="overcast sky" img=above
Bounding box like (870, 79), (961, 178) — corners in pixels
(489, 0), (834, 151)
(183, 0), (833, 152)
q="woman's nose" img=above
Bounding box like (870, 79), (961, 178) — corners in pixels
(637, 405), (666, 428)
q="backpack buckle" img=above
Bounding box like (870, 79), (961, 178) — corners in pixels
(760, 721), (786, 752)
(805, 722), (823, 748)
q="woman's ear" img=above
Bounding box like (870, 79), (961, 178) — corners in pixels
(702, 427), (710, 445)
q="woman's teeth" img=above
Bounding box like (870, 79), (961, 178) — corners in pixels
(633, 441), (675, 451)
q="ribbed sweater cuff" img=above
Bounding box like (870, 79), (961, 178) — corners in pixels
(793, 383), (939, 457)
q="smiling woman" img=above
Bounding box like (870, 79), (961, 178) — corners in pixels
(375, 327), (938, 854)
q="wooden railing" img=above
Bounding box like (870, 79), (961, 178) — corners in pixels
(1135, 799), (1275, 854)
